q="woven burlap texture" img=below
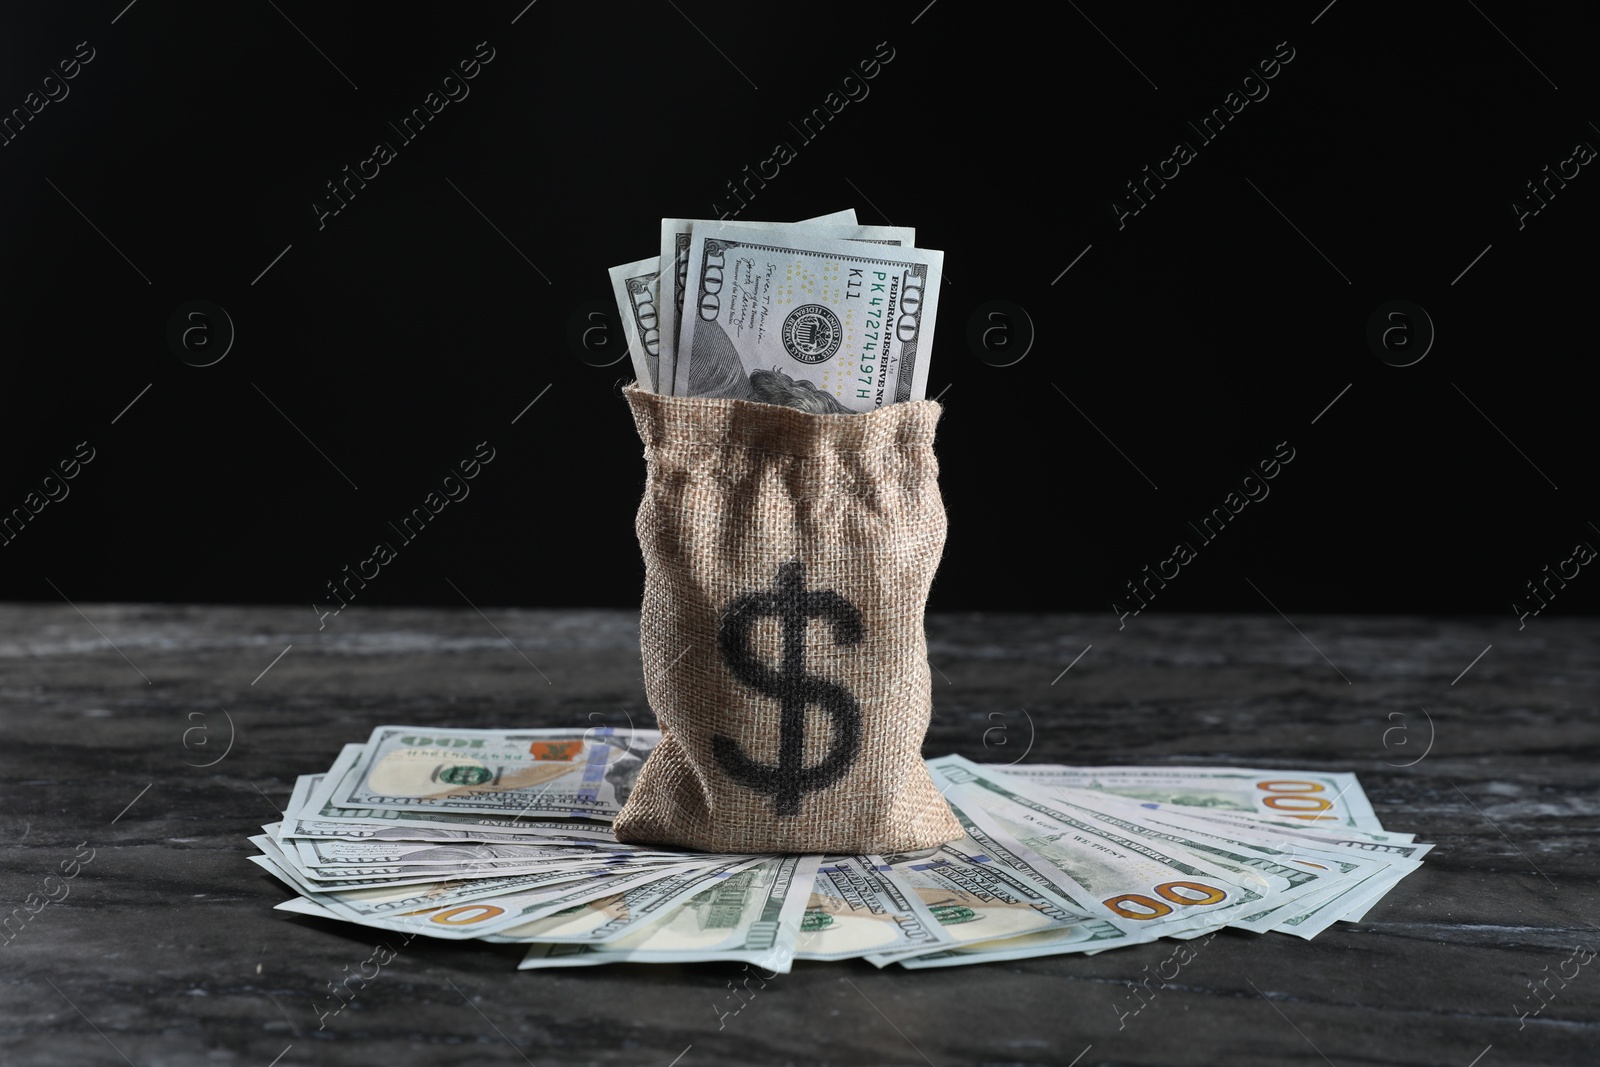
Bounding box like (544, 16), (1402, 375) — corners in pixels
(612, 385), (962, 854)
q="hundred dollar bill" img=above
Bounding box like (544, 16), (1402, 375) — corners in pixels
(609, 255), (663, 390)
(280, 763), (632, 844)
(863, 781), (1156, 968)
(250, 840), (657, 923)
(883, 863), (1164, 966)
(1113, 806), (1427, 940)
(1088, 793), (1434, 930)
(864, 784), (1153, 967)
(657, 209), (857, 395)
(481, 857), (762, 943)
(1030, 786), (1416, 850)
(277, 862), (703, 941)
(518, 854), (823, 973)
(373, 864), (720, 942)
(1229, 862), (1390, 933)
(254, 833), (666, 891)
(1250, 822), (1434, 933)
(793, 855), (956, 961)
(279, 840), (603, 879)
(331, 726), (657, 820)
(1109, 801), (1415, 846)
(1030, 785), (1376, 934)
(860, 839), (1128, 968)
(935, 762), (1275, 941)
(297, 744), (367, 815)
(252, 834), (488, 890)
(1271, 860), (1424, 938)
(251, 846), (461, 894)
(288, 837), (678, 868)
(993, 762), (1385, 833)
(626, 218), (914, 394)
(287, 858), (650, 886)
(255, 831), (573, 899)
(673, 223), (942, 411)
(1120, 799), (1433, 857)
(657, 212), (913, 396)
(270, 893), (497, 945)
(892, 924), (1138, 969)
(931, 760), (1271, 938)
(1332, 864), (1425, 924)
(274, 894), (408, 927)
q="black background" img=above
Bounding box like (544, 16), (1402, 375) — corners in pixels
(1, 1), (1593, 621)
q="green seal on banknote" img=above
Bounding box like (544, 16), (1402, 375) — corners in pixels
(928, 904), (978, 926)
(438, 764), (493, 787)
(801, 909), (834, 933)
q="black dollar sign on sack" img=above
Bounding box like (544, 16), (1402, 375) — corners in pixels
(712, 561), (865, 817)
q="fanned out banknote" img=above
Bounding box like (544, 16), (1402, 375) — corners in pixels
(609, 209), (941, 413)
(247, 729), (1429, 971)
(612, 210), (865, 393)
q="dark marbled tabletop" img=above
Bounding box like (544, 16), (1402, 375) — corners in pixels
(2, 604), (1596, 1067)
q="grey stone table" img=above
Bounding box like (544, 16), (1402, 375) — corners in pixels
(2, 605), (1597, 1067)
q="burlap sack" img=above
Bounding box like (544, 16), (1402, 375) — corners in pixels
(612, 385), (962, 854)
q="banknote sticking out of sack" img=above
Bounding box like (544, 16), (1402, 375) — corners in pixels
(612, 385), (962, 854)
